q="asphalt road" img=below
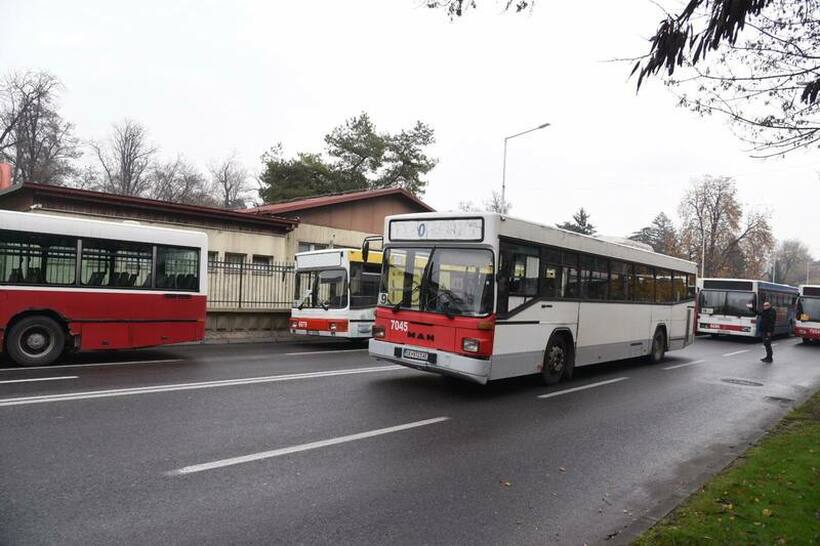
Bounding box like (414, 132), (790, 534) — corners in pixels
(1, 335), (818, 546)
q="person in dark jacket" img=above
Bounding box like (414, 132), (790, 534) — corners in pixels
(759, 300), (777, 363)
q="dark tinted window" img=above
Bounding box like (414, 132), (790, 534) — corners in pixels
(671, 272), (687, 302)
(580, 255), (608, 300)
(0, 230), (77, 285)
(634, 264), (655, 302)
(156, 246), (199, 291)
(542, 248), (563, 298)
(699, 290), (725, 313)
(507, 247), (539, 297)
(81, 239), (153, 288)
(655, 269), (672, 303)
(350, 261), (381, 308)
(725, 291), (756, 317)
(563, 252), (579, 298)
(609, 260), (629, 301)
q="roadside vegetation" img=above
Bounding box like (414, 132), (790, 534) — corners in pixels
(635, 391), (820, 545)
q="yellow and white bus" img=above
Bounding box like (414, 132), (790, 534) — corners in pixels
(289, 248), (382, 339)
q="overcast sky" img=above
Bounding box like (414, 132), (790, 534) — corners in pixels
(2, 0), (818, 256)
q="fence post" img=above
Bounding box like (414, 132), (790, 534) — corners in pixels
(238, 260), (245, 309)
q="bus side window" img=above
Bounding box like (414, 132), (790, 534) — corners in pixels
(609, 260), (629, 301)
(633, 264), (655, 303)
(499, 242), (539, 314)
(541, 248), (562, 298)
(562, 251), (579, 298)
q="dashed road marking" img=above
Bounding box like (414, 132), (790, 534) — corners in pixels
(537, 377), (629, 399)
(663, 359), (706, 370)
(169, 416), (450, 475)
(0, 365), (404, 407)
(0, 359), (182, 372)
(0, 376), (78, 385)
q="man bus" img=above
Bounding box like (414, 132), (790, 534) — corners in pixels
(796, 285), (820, 344)
(367, 212), (697, 385)
(290, 248), (382, 339)
(697, 278), (798, 338)
(0, 210), (207, 367)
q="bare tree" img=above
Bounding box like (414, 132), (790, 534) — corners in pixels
(148, 156), (218, 206)
(0, 71), (79, 185)
(210, 154), (250, 208)
(771, 239), (813, 285)
(678, 176), (774, 277)
(90, 119), (156, 196)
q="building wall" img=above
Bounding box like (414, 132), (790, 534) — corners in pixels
(281, 195), (423, 234)
(27, 208), (290, 261)
(285, 223), (376, 258)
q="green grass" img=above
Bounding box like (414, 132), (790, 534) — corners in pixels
(634, 392), (820, 546)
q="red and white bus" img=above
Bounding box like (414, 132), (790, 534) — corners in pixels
(0, 210), (207, 367)
(697, 278), (798, 338)
(368, 212), (697, 385)
(290, 248), (382, 339)
(796, 285), (820, 343)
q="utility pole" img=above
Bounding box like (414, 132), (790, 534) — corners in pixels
(501, 122), (551, 210)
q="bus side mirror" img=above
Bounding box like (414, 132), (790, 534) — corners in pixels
(362, 240), (370, 263)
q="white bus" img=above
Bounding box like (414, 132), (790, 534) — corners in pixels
(367, 212), (697, 384)
(697, 278), (798, 338)
(290, 248), (382, 339)
(796, 285), (820, 344)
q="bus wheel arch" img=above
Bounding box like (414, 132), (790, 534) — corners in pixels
(648, 325), (667, 364)
(541, 329), (575, 385)
(4, 311), (70, 367)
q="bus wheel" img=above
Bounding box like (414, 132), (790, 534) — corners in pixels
(542, 336), (572, 385)
(6, 316), (66, 367)
(648, 328), (666, 364)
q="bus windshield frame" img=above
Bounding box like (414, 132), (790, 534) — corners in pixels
(798, 296), (820, 321)
(294, 268), (348, 310)
(698, 289), (756, 317)
(378, 246), (495, 318)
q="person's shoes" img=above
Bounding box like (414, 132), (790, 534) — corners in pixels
(761, 358), (773, 363)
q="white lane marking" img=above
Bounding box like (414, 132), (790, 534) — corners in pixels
(169, 417), (450, 475)
(722, 350), (750, 357)
(663, 359), (706, 370)
(0, 376), (78, 384)
(0, 359), (182, 372)
(537, 377), (629, 399)
(282, 349), (368, 356)
(0, 366), (404, 408)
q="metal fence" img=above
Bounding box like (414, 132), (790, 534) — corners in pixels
(207, 260), (295, 310)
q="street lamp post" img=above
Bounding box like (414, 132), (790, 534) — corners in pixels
(501, 122), (551, 210)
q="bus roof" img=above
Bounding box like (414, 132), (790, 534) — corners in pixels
(700, 277), (799, 294)
(383, 211), (697, 273)
(0, 210), (208, 249)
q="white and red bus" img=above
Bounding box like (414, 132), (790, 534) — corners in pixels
(367, 212), (697, 385)
(289, 248), (382, 339)
(796, 285), (820, 343)
(697, 278), (798, 338)
(0, 210), (207, 367)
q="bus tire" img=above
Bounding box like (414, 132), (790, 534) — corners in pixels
(541, 334), (573, 385)
(6, 315), (66, 367)
(648, 327), (666, 364)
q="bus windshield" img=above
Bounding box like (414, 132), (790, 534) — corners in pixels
(699, 290), (756, 317)
(379, 247), (494, 317)
(798, 297), (820, 321)
(295, 269), (348, 309)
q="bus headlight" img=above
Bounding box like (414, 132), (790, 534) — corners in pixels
(372, 325), (385, 339)
(462, 338), (480, 353)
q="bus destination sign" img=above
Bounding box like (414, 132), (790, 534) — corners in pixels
(389, 218), (484, 241)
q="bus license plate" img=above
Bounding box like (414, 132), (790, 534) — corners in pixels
(402, 348), (435, 363)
